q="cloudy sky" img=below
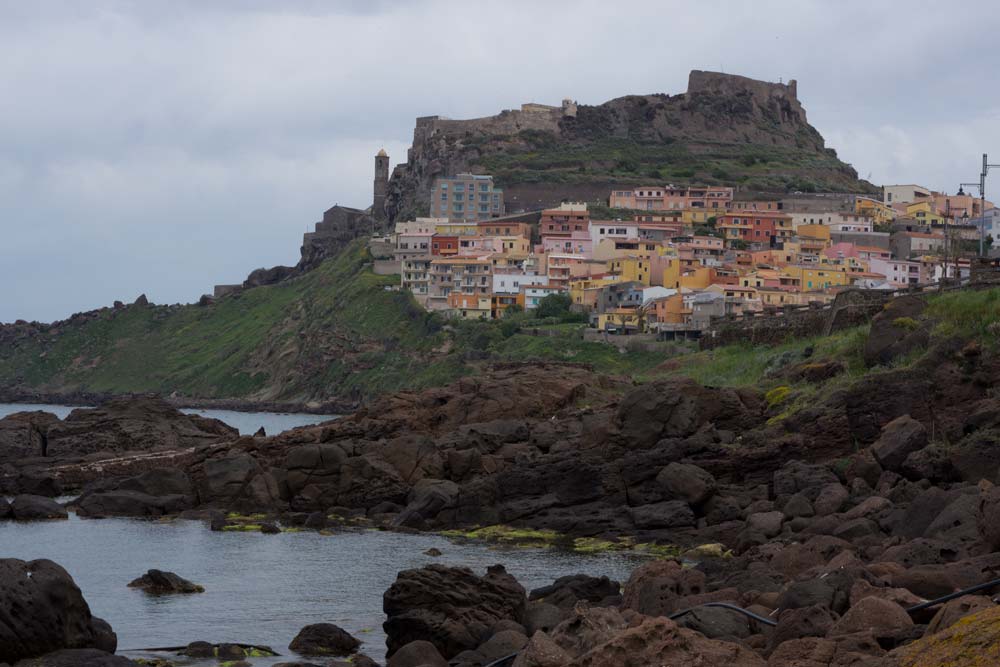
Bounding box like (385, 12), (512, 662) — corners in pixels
(3, 0), (999, 322)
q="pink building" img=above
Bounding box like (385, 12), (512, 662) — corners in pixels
(538, 231), (594, 257)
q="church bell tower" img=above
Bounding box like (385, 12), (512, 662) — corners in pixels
(373, 148), (389, 225)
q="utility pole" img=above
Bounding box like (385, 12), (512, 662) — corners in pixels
(978, 154), (1000, 256)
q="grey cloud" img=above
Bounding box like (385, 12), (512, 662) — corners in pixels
(2, 0), (1000, 321)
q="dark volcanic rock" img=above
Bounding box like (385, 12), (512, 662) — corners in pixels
(613, 378), (762, 448)
(127, 569), (204, 594)
(76, 467), (198, 518)
(863, 294), (930, 368)
(0, 558), (117, 664)
(44, 396), (237, 458)
(0, 411), (60, 461)
(10, 495), (67, 521)
(10, 649), (136, 667)
(288, 623), (359, 657)
(385, 640), (447, 667)
(528, 574), (621, 609)
(383, 564), (526, 659)
(872, 415), (928, 472)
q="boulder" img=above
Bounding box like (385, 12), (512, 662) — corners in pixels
(571, 616), (766, 667)
(781, 493), (814, 519)
(924, 595), (995, 635)
(767, 636), (885, 667)
(15, 474), (63, 498)
(528, 575), (620, 609)
(385, 640), (447, 667)
(768, 605), (835, 653)
(547, 606), (628, 659)
(475, 629), (528, 664)
(621, 560), (705, 616)
(523, 602), (565, 636)
(747, 511), (785, 538)
(628, 500), (695, 529)
(828, 597), (913, 640)
(10, 649), (135, 666)
(656, 462), (717, 505)
(674, 606), (752, 639)
(11, 495), (67, 521)
(288, 623), (359, 657)
(871, 416), (928, 472)
(126, 569), (204, 594)
(978, 483), (1000, 551)
(614, 378), (762, 448)
(76, 491), (191, 518)
(888, 605), (1000, 666)
(0, 411), (60, 461)
(392, 479), (459, 529)
(0, 559), (117, 664)
(383, 564), (526, 659)
(45, 396), (236, 458)
(511, 631), (571, 667)
(812, 483), (849, 516)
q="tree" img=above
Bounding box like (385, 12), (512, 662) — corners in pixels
(535, 292), (572, 319)
(503, 304), (524, 318)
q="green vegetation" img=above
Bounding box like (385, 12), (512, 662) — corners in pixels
(472, 136), (872, 193)
(926, 289), (1000, 341)
(0, 240), (684, 402)
(441, 524), (679, 557)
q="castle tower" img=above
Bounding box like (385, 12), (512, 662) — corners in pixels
(373, 148), (389, 224)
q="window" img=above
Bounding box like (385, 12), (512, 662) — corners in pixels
(480, 184), (489, 192)
(468, 193), (474, 201)
(441, 193), (448, 201)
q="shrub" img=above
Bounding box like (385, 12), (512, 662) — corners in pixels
(535, 293), (573, 319)
(765, 385), (791, 407)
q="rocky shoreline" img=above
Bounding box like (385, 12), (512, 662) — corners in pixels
(3, 301), (1000, 665)
(0, 386), (353, 416)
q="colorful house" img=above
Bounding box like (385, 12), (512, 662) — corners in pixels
(447, 293), (492, 319)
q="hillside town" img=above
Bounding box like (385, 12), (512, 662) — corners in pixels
(373, 159), (999, 337)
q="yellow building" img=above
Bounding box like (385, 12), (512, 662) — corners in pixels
(607, 257), (652, 285)
(593, 238), (659, 262)
(662, 258), (681, 289)
(447, 293), (492, 319)
(855, 197), (895, 225)
(758, 288), (835, 308)
(682, 208), (714, 225)
(779, 264), (850, 292)
(434, 221), (480, 236)
(596, 309), (644, 332)
(569, 277), (620, 310)
(905, 201), (946, 226)
(679, 266), (715, 290)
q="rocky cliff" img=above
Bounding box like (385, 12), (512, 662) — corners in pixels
(385, 70), (876, 220)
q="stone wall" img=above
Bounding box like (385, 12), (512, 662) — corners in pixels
(700, 289), (894, 350)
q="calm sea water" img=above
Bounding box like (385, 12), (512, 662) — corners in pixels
(0, 403), (338, 436)
(0, 515), (644, 664)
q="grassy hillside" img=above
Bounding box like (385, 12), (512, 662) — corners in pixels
(474, 137), (869, 194)
(0, 242), (675, 404)
(0, 242), (462, 403)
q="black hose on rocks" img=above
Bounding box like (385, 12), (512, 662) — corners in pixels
(482, 578), (1000, 667)
(904, 576), (1000, 614)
